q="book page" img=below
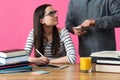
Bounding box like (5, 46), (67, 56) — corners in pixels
(90, 51), (120, 59)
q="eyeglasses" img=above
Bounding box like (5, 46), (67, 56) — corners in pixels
(44, 10), (57, 17)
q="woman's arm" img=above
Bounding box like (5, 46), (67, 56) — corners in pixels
(61, 28), (76, 64)
(24, 30), (50, 65)
(28, 56), (50, 65)
(24, 29), (34, 55)
(51, 28), (76, 64)
(50, 56), (69, 64)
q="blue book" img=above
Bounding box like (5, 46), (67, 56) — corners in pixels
(0, 66), (32, 74)
(0, 55), (28, 64)
(0, 68), (32, 74)
(0, 61), (30, 69)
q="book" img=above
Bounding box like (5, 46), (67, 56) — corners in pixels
(0, 61), (30, 69)
(0, 49), (27, 58)
(0, 69), (32, 74)
(90, 51), (120, 63)
(90, 51), (120, 59)
(96, 60), (120, 65)
(0, 65), (32, 74)
(0, 55), (28, 64)
(93, 64), (120, 73)
(0, 65), (32, 71)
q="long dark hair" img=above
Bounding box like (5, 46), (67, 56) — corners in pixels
(33, 4), (60, 57)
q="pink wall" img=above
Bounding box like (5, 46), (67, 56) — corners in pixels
(0, 0), (120, 63)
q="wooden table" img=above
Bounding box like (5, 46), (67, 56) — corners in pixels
(0, 64), (120, 80)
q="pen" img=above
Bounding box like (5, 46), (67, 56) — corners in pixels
(59, 65), (69, 69)
(35, 49), (44, 57)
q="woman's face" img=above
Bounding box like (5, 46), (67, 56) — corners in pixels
(40, 6), (58, 27)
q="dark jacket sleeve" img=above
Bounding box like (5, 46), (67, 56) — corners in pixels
(65, 0), (74, 33)
(95, 0), (120, 29)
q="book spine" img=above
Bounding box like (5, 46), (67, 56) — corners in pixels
(0, 54), (28, 59)
(0, 55), (28, 64)
(0, 62), (30, 70)
(0, 66), (32, 71)
(92, 57), (120, 63)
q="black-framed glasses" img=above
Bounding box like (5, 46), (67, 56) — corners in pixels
(44, 10), (58, 17)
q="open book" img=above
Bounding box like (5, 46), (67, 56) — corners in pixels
(90, 51), (120, 59)
(90, 51), (120, 64)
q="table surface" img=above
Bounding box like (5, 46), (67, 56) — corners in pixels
(0, 64), (120, 80)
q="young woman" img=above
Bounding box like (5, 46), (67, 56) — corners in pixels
(24, 4), (76, 65)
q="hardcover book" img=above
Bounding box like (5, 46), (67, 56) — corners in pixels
(0, 49), (27, 58)
(0, 66), (32, 74)
(90, 51), (120, 59)
(90, 51), (120, 63)
(0, 55), (28, 64)
(93, 63), (120, 73)
(0, 61), (30, 69)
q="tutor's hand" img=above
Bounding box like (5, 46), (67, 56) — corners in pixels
(80, 19), (95, 28)
(73, 26), (87, 36)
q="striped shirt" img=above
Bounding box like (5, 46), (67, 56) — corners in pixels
(24, 28), (76, 64)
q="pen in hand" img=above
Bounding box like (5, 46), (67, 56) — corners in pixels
(36, 49), (44, 57)
(36, 49), (50, 64)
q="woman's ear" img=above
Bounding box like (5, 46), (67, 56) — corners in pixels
(40, 18), (44, 24)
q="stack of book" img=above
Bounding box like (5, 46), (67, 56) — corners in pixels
(90, 51), (120, 73)
(0, 49), (32, 74)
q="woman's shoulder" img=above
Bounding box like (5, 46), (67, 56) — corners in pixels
(29, 29), (34, 34)
(57, 28), (68, 33)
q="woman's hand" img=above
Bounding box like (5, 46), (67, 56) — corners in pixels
(28, 56), (50, 65)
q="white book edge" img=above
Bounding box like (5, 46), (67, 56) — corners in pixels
(0, 51), (27, 58)
(96, 64), (120, 73)
(0, 56), (28, 64)
(90, 51), (120, 59)
(97, 60), (120, 64)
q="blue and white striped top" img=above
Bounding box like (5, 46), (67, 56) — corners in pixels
(24, 28), (76, 64)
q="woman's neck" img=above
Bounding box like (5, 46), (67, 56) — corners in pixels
(43, 26), (54, 42)
(44, 26), (53, 35)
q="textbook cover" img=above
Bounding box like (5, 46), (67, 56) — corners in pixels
(0, 61), (30, 69)
(0, 66), (32, 74)
(0, 49), (27, 58)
